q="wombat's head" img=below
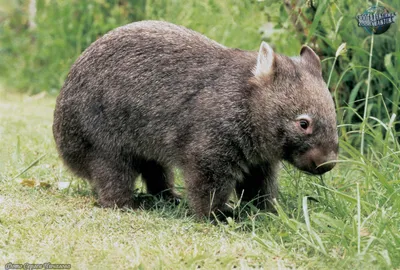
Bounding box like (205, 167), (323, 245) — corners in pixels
(252, 42), (338, 175)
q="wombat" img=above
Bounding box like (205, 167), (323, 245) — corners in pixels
(53, 20), (338, 218)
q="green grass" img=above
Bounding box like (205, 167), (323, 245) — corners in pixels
(1, 89), (399, 269)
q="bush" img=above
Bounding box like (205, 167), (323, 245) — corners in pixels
(259, 0), (399, 146)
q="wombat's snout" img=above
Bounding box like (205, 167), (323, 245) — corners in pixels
(305, 148), (338, 175)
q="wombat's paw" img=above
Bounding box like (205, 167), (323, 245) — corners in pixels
(264, 199), (278, 215)
(267, 204), (278, 215)
(97, 197), (138, 210)
(208, 207), (235, 224)
(241, 197), (275, 212)
(165, 192), (182, 205)
(172, 196), (181, 205)
(154, 191), (182, 205)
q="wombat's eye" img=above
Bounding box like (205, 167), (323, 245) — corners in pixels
(299, 119), (309, 130)
(296, 114), (312, 133)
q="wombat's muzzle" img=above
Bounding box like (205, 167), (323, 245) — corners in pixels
(299, 148), (338, 175)
(314, 159), (336, 174)
(311, 148), (337, 175)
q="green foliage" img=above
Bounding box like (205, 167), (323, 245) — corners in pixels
(260, 0), (400, 147)
(145, 0), (264, 50)
(0, 0), (145, 94)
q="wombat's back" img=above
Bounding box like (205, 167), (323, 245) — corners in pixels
(53, 21), (256, 172)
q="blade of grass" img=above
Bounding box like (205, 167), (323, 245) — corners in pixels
(360, 34), (375, 156)
(12, 154), (47, 180)
(357, 182), (361, 255)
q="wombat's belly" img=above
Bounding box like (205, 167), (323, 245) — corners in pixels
(54, 86), (198, 170)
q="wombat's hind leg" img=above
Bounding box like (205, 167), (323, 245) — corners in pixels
(139, 160), (179, 202)
(90, 157), (138, 209)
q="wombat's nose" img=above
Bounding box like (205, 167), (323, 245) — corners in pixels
(313, 150), (337, 174)
(315, 160), (336, 174)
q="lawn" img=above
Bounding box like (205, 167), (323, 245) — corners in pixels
(1, 88), (399, 269)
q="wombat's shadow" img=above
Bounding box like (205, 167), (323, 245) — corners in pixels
(69, 182), (192, 218)
(67, 176), (322, 228)
(68, 183), (274, 226)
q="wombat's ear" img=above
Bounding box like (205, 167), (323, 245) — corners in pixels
(300, 45), (321, 73)
(254, 41), (275, 76)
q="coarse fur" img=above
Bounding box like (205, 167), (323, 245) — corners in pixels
(53, 20), (338, 218)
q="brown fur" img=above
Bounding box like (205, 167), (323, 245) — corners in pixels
(53, 21), (338, 218)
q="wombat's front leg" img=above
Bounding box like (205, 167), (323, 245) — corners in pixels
(235, 163), (279, 211)
(183, 158), (238, 219)
(89, 156), (138, 208)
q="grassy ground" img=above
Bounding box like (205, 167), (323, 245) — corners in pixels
(1, 88), (399, 269)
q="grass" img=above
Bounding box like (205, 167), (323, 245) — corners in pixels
(1, 88), (399, 269)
